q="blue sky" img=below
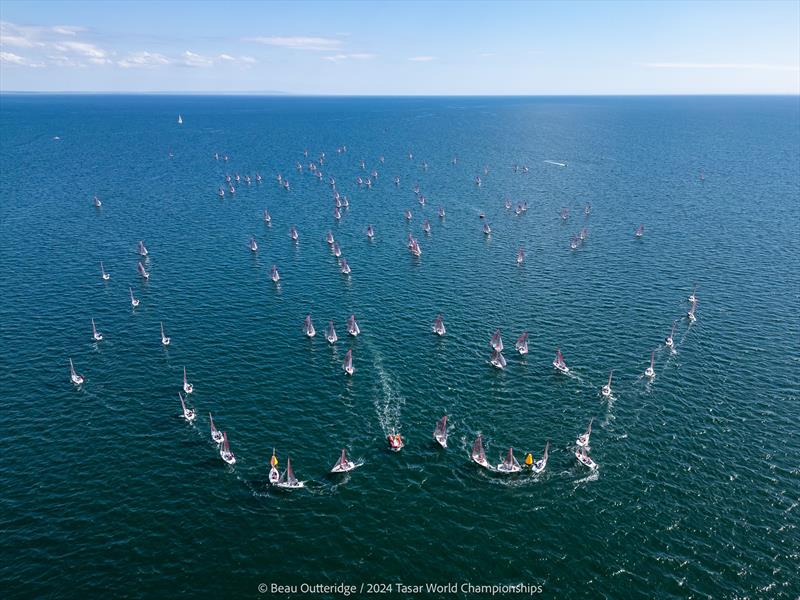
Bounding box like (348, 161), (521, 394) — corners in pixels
(1, 0), (798, 94)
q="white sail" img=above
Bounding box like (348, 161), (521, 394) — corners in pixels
(137, 261), (149, 279)
(100, 261), (110, 280)
(209, 412), (224, 444)
(347, 314), (360, 336)
(326, 321), (338, 344)
(183, 366), (193, 394)
(129, 287), (139, 307)
(515, 332), (528, 355)
(432, 314), (446, 336)
(471, 434), (488, 467)
(343, 349), (354, 375)
(91, 318), (103, 341)
(304, 315), (316, 337)
(249, 237), (258, 252)
(576, 418), (593, 448)
(331, 448), (357, 473)
(179, 392), (195, 422)
(433, 415), (448, 448)
(69, 358), (84, 385)
(531, 441), (550, 474)
(490, 329), (503, 352)
(490, 349), (507, 369)
(270, 265), (280, 282)
(553, 348), (569, 373)
(497, 447), (521, 472)
(220, 431), (236, 465)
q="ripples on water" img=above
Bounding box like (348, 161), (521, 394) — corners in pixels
(1, 96), (798, 599)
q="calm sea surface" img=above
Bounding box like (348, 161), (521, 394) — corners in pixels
(1, 95), (798, 599)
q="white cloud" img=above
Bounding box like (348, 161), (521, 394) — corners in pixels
(53, 41), (108, 59)
(408, 56), (435, 62)
(117, 51), (170, 68)
(0, 51), (27, 64)
(182, 50), (214, 67)
(52, 25), (86, 36)
(0, 51), (44, 67)
(246, 36), (342, 51)
(642, 62), (800, 72)
(322, 53), (375, 62)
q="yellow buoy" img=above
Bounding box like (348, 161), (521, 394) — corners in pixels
(525, 453), (533, 466)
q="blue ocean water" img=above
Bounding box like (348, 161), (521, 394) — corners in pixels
(1, 95), (798, 599)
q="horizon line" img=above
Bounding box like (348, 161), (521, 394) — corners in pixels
(2, 91), (799, 97)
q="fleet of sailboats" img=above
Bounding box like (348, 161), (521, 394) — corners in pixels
(70, 145), (706, 488)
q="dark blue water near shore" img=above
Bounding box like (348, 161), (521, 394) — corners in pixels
(1, 95), (798, 598)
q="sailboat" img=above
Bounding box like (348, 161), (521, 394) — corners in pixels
(303, 315), (316, 338)
(91, 318), (103, 342)
(178, 392), (196, 422)
(490, 329), (503, 352)
(182, 366), (193, 394)
(516, 248), (525, 265)
(137, 261), (149, 280)
(270, 265), (280, 283)
(160, 322), (170, 346)
(332, 242), (342, 258)
(129, 287), (140, 308)
(209, 413), (224, 444)
(137, 240), (148, 256)
(218, 187), (225, 198)
(645, 351), (656, 379)
(334, 207), (341, 221)
(342, 349), (354, 375)
(290, 225), (298, 241)
(366, 225), (375, 239)
(433, 415), (448, 448)
(100, 261), (110, 281)
(601, 371), (613, 398)
(330, 448), (358, 473)
(688, 285), (698, 304)
(268, 449), (280, 483)
(515, 332), (529, 355)
(409, 238), (422, 257)
(177, 114), (183, 125)
(635, 224), (645, 238)
(560, 208), (569, 221)
(438, 206), (445, 218)
(576, 418), (593, 448)
(483, 223), (491, 235)
(471, 434), (489, 468)
(219, 432), (236, 465)
(325, 321), (338, 344)
(575, 445), (597, 470)
(387, 432), (404, 452)
(275, 457), (304, 489)
(552, 348), (569, 374)
(249, 237), (258, 252)
(347, 314), (360, 336)
(405, 209), (412, 220)
(93, 195), (102, 208)
(530, 441), (550, 474)
(326, 230), (334, 245)
(432, 314), (446, 336)
(665, 320), (676, 349)
(69, 358), (84, 385)
(688, 301), (697, 323)
(497, 447), (521, 473)
(422, 219), (431, 234)
(489, 349), (507, 369)
(263, 209), (271, 225)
